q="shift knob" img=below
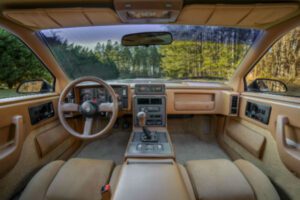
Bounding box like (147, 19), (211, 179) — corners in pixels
(137, 111), (146, 127)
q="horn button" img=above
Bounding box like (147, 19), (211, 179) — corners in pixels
(79, 101), (98, 117)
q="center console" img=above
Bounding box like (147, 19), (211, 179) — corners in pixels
(116, 85), (193, 200)
(125, 84), (174, 158)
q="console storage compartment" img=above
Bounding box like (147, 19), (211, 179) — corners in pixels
(111, 159), (195, 200)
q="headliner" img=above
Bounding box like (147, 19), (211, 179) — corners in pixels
(0, 0), (299, 9)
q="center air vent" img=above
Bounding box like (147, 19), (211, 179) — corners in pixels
(230, 95), (239, 115)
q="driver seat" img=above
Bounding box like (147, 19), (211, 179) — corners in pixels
(20, 158), (114, 200)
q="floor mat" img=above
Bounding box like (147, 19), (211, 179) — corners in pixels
(76, 129), (229, 164)
(171, 133), (230, 164)
(76, 129), (131, 164)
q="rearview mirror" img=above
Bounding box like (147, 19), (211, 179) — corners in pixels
(17, 80), (53, 94)
(248, 78), (287, 93)
(122, 32), (173, 46)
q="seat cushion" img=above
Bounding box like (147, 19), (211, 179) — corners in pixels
(186, 159), (256, 200)
(109, 165), (122, 194)
(20, 161), (65, 200)
(178, 164), (197, 200)
(234, 160), (280, 200)
(20, 158), (114, 200)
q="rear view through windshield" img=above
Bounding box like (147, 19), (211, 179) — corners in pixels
(40, 25), (262, 82)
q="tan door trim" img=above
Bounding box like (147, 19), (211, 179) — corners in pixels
(229, 14), (300, 91)
(0, 16), (69, 93)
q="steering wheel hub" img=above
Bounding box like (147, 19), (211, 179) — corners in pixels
(79, 101), (98, 117)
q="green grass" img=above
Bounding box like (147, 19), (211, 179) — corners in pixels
(0, 89), (23, 99)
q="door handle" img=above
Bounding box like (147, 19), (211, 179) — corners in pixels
(276, 115), (300, 176)
(0, 115), (24, 177)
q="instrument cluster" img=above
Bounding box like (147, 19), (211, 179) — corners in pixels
(79, 85), (129, 110)
(79, 87), (106, 104)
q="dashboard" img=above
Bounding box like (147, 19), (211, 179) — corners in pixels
(65, 81), (237, 116)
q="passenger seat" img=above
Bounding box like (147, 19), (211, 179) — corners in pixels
(185, 159), (279, 200)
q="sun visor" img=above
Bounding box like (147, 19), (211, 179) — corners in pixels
(177, 4), (299, 28)
(3, 8), (121, 30)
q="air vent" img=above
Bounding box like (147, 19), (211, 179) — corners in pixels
(230, 95), (239, 115)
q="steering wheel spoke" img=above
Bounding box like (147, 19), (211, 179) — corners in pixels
(83, 117), (93, 136)
(99, 102), (114, 112)
(61, 103), (79, 112)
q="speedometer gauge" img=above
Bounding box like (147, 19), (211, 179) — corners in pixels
(80, 92), (92, 103)
(80, 88), (93, 103)
(96, 88), (106, 103)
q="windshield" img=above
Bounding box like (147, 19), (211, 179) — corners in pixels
(39, 25), (262, 82)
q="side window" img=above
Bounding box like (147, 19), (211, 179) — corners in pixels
(0, 28), (54, 99)
(245, 27), (300, 97)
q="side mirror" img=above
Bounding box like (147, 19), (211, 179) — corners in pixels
(248, 78), (287, 93)
(16, 80), (53, 94)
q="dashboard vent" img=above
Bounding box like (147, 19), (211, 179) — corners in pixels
(230, 95), (239, 115)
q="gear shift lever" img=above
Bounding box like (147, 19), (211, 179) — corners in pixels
(137, 111), (146, 127)
(137, 111), (157, 142)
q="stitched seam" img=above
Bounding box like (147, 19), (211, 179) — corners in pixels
(43, 161), (65, 200)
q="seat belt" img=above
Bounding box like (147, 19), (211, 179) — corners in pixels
(101, 184), (111, 200)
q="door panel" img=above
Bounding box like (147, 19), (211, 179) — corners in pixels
(0, 115), (24, 178)
(223, 93), (300, 199)
(276, 115), (300, 177)
(226, 119), (266, 158)
(0, 95), (79, 200)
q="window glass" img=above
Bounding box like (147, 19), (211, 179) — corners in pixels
(40, 25), (261, 82)
(0, 28), (54, 99)
(245, 27), (300, 97)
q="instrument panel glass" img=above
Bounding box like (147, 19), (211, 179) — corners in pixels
(78, 85), (128, 109)
(79, 87), (106, 104)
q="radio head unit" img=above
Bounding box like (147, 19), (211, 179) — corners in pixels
(134, 84), (166, 127)
(134, 96), (166, 127)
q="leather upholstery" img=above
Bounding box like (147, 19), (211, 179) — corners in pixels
(20, 158), (279, 200)
(186, 159), (279, 200)
(109, 165), (122, 194)
(109, 163), (196, 200)
(20, 158), (114, 200)
(186, 159), (255, 200)
(20, 161), (65, 200)
(178, 164), (197, 200)
(111, 159), (191, 200)
(234, 160), (280, 200)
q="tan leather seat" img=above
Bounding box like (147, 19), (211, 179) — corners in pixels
(20, 158), (114, 200)
(186, 159), (280, 200)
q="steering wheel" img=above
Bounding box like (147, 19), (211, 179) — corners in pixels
(58, 77), (119, 139)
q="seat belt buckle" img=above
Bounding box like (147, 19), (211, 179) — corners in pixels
(101, 184), (111, 200)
